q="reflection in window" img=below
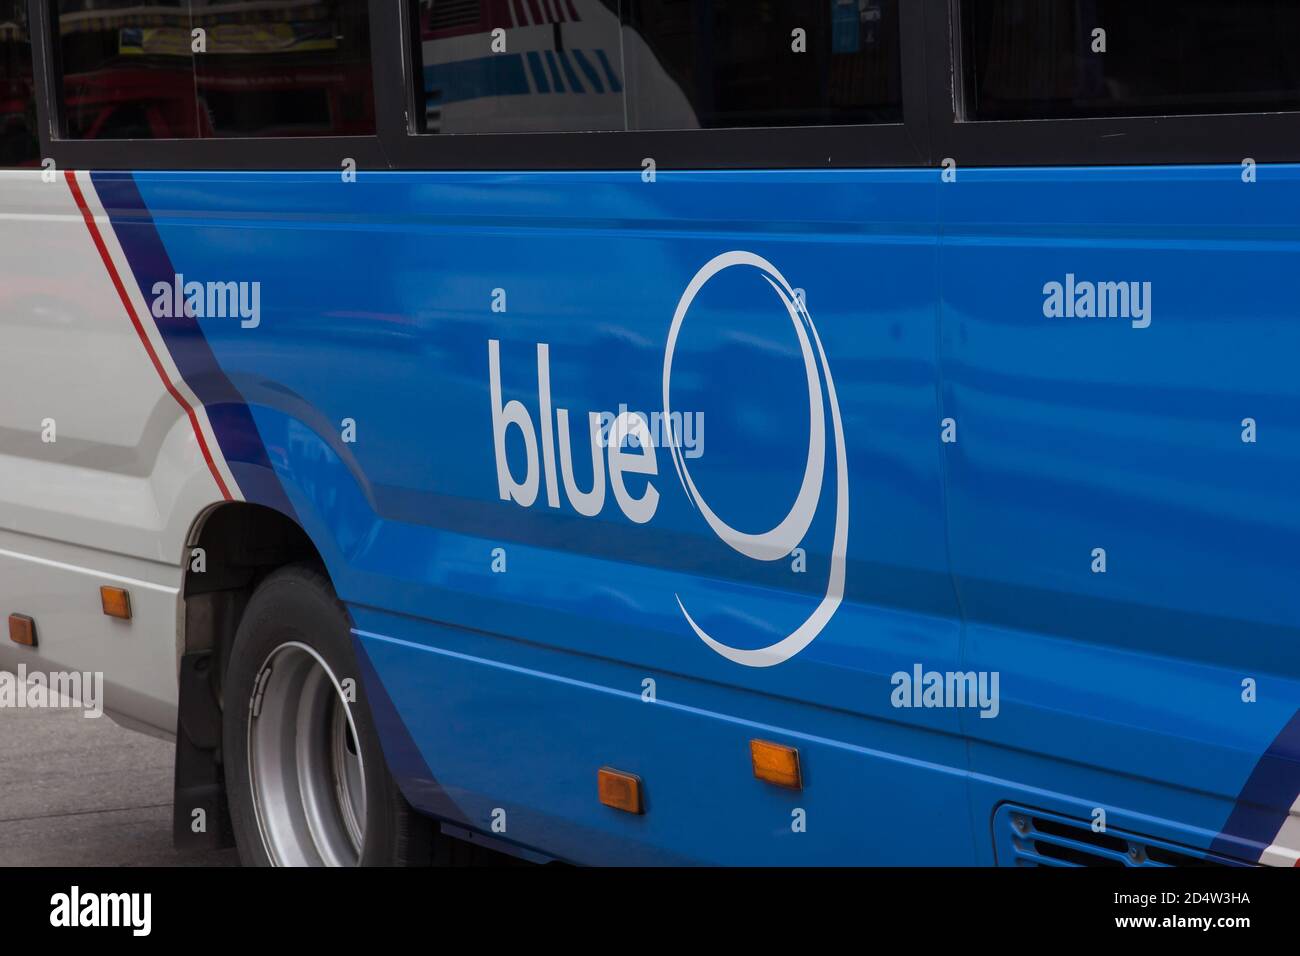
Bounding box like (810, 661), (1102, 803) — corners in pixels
(55, 0), (375, 140)
(192, 0), (375, 137)
(0, 0), (37, 165)
(625, 0), (902, 129)
(416, 0), (625, 133)
(56, 0), (199, 139)
(964, 0), (1300, 120)
(413, 0), (902, 134)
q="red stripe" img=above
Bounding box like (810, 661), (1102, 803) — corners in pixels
(65, 170), (233, 501)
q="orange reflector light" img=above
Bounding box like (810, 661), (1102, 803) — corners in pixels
(100, 586), (132, 620)
(7, 614), (35, 647)
(597, 767), (644, 814)
(751, 739), (802, 789)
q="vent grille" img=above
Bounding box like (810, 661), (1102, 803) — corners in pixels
(994, 805), (1247, 868)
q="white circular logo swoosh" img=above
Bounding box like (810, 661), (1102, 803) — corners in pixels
(662, 251), (849, 668)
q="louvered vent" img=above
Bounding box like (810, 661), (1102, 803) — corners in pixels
(994, 805), (1246, 867)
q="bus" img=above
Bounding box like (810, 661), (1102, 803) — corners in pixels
(0, 0), (1297, 867)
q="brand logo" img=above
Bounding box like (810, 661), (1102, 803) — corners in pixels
(490, 251), (848, 667)
(664, 252), (848, 667)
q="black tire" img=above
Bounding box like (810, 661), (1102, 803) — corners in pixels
(222, 563), (433, 866)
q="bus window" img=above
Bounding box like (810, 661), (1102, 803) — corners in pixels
(55, 1), (376, 141)
(963, 0), (1300, 120)
(413, 0), (626, 134)
(623, 0), (902, 129)
(0, 0), (37, 165)
(411, 0), (902, 134)
(192, 0), (376, 138)
(55, 0), (201, 139)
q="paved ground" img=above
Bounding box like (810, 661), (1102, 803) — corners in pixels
(0, 690), (239, 867)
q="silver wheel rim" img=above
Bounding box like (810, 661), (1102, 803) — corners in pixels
(247, 641), (367, 866)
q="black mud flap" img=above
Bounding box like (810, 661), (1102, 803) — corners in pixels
(172, 651), (234, 850)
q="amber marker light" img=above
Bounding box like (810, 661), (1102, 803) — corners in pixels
(7, 614), (35, 647)
(597, 767), (644, 814)
(750, 739), (803, 790)
(100, 586), (132, 620)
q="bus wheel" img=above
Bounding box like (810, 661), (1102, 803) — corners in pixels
(222, 564), (431, 866)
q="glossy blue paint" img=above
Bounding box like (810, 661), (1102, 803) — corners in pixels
(941, 166), (1300, 865)
(102, 165), (1298, 864)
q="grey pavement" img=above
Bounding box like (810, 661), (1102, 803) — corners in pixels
(0, 692), (239, 866)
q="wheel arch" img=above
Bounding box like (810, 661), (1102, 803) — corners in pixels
(172, 500), (330, 851)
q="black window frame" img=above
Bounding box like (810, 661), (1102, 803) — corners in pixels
(25, 0), (1300, 171)
(382, 0), (930, 170)
(925, 0), (1300, 167)
(30, 0), (931, 170)
(31, 0), (389, 170)
(0, 0), (42, 169)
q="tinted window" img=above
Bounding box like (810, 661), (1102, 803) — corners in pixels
(414, 0), (625, 133)
(56, 0), (374, 140)
(56, 0), (200, 139)
(964, 0), (1300, 120)
(625, 0), (901, 129)
(0, 0), (38, 165)
(192, 0), (375, 137)
(412, 0), (902, 134)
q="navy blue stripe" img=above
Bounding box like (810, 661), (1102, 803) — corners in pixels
(1212, 708), (1300, 860)
(543, 50), (565, 92)
(423, 55), (530, 105)
(555, 49), (583, 94)
(526, 51), (550, 94)
(594, 49), (623, 93)
(353, 633), (470, 826)
(89, 172), (298, 522)
(571, 49), (604, 94)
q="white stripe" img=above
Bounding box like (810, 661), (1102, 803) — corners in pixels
(0, 546), (178, 594)
(1258, 793), (1300, 866)
(73, 171), (243, 502)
